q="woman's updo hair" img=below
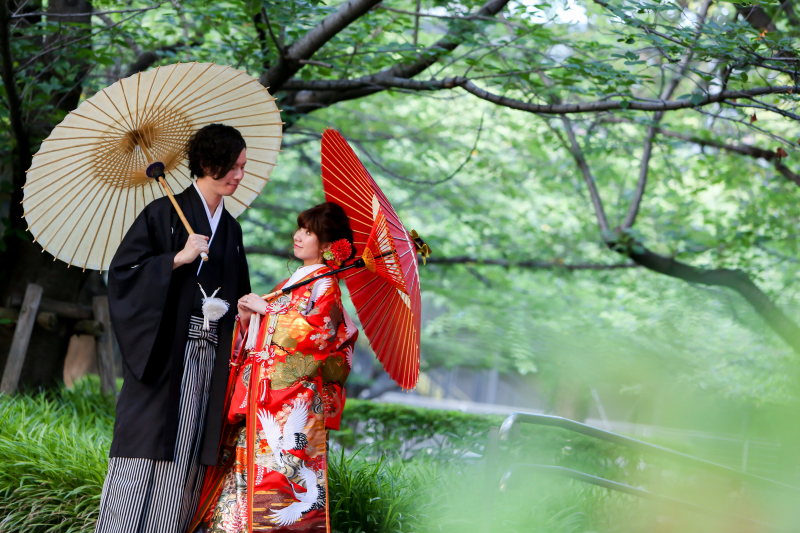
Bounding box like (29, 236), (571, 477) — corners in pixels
(187, 123), (246, 180)
(297, 202), (356, 261)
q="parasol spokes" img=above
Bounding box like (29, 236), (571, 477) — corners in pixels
(362, 208), (406, 293)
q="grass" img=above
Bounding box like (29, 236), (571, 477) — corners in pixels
(0, 381), (113, 532)
(328, 449), (435, 533)
(0, 380), (684, 533)
(0, 381), (433, 533)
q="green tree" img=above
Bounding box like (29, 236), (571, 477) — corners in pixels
(3, 0), (800, 397)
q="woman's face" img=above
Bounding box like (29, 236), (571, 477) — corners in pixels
(293, 227), (322, 263)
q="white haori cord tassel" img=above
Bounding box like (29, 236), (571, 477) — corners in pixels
(245, 311), (261, 351)
(199, 284), (229, 331)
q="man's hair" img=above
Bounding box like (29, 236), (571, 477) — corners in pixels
(186, 124), (246, 180)
(296, 202), (356, 260)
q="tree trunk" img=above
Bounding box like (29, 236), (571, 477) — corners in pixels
(0, 0), (104, 391)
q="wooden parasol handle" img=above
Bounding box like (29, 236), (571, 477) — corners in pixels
(157, 176), (209, 262)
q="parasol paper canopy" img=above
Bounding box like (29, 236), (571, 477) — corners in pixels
(23, 62), (282, 271)
(321, 129), (422, 390)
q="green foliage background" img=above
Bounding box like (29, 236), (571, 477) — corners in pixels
(5, 0), (800, 526)
(4, 0), (800, 408)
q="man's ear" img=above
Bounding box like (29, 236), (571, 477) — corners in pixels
(199, 165), (215, 179)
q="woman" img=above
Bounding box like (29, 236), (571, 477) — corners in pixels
(191, 202), (358, 533)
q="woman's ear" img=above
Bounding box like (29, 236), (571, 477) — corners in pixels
(321, 243), (332, 253)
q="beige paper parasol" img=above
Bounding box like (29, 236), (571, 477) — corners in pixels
(23, 62), (282, 271)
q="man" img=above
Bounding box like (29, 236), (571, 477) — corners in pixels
(95, 124), (252, 533)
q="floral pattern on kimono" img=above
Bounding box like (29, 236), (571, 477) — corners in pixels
(192, 266), (356, 533)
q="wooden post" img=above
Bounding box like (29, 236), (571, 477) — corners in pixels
(1, 283), (43, 395)
(93, 296), (116, 396)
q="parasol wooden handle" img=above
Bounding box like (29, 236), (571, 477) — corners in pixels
(261, 288), (284, 302)
(157, 176), (209, 262)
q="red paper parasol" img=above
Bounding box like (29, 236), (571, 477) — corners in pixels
(321, 129), (422, 390)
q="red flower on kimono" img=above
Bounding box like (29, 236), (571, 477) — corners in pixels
(255, 345), (278, 367)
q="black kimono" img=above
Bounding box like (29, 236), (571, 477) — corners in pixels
(107, 184), (250, 465)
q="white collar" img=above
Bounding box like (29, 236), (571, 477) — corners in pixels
(283, 264), (326, 288)
(193, 182), (224, 275)
(193, 182), (223, 231)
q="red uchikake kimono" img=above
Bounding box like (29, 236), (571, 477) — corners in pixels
(191, 266), (357, 533)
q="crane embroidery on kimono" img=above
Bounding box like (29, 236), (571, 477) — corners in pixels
(268, 464), (325, 526)
(257, 400), (310, 469)
(344, 345), (354, 369)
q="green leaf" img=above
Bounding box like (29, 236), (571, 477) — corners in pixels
(246, 0), (262, 16)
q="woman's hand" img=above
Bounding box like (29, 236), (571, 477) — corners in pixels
(173, 234), (209, 269)
(238, 292), (267, 315)
(237, 300), (251, 329)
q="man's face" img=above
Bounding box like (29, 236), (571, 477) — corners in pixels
(199, 148), (246, 196)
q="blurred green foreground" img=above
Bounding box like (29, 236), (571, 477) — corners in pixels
(1, 378), (798, 533)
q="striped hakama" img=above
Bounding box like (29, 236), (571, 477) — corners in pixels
(96, 316), (218, 533)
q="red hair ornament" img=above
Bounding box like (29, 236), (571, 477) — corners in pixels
(323, 239), (353, 268)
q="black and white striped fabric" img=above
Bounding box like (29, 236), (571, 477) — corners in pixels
(95, 316), (218, 533)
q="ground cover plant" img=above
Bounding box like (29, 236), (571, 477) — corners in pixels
(0, 380), (667, 533)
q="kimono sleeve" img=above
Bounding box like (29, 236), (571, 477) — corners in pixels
(295, 281), (345, 355)
(237, 223), (251, 299)
(107, 205), (178, 381)
(322, 323), (356, 431)
(231, 226), (252, 357)
(309, 288), (356, 431)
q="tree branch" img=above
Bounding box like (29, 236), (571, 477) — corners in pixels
(591, 0), (692, 46)
(562, 104), (800, 356)
(243, 246), (638, 270)
(376, 4), (512, 23)
(601, 117), (781, 160)
(629, 245), (800, 354)
(16, 8), (154, 73)
(259, 0), (384, 90)
(122, 40), (202, 78)
(622, 0), (712, 230)
(261, 8), (284, 55)
(461, 81), (800, 114)
(601, 117), (800, 187)
(11, 4), (164, 18)
(775, 161), (800, 186)
(624, 124), (657, 229)
(279, 0), (511, 115)
(280, 75), (800, 115)
(560, 116), (611, 233)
